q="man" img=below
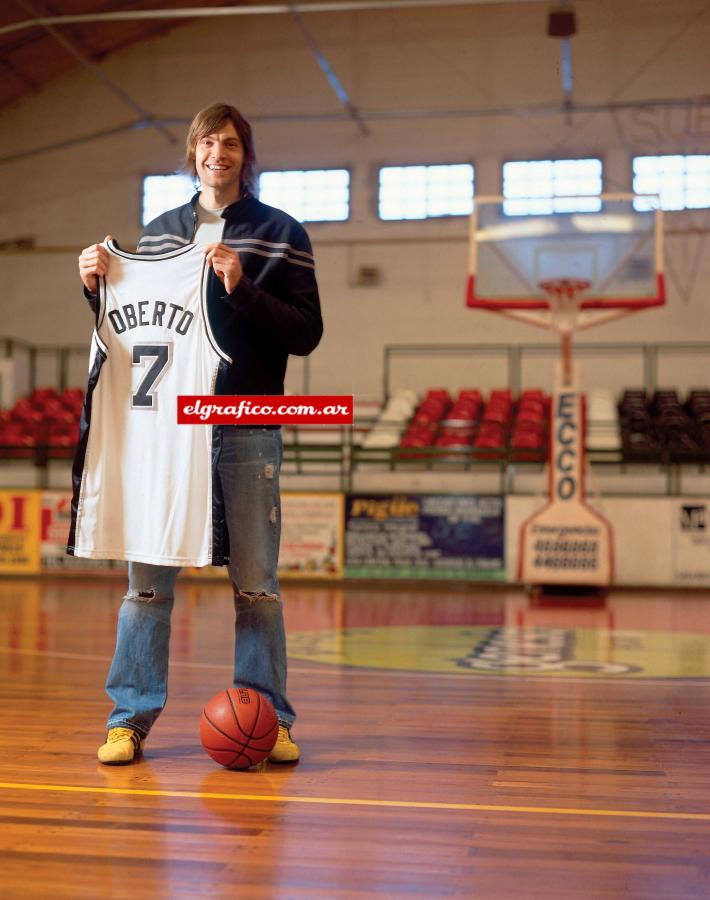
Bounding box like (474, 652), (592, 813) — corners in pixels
(77, 102), (323, 765)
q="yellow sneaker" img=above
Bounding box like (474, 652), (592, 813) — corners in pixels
(97, 727), (145, 765)
(268, 724), (300, 763)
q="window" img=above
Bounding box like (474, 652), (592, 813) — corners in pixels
(378, 164), (474, 220)
(633, 155), (710, 211)
(141, 174), (195, 226)
(258, 169), (349, 222)
(502, 158), (602, 216)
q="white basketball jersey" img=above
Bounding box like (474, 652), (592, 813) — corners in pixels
(68, 240), (231, 566)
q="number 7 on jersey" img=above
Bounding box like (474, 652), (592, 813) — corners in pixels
(132, 343), (173, 410)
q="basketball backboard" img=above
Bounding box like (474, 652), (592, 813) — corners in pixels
(467, 194), (664, 327)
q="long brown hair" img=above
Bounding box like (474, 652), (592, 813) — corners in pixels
(184, 102), (258, 197)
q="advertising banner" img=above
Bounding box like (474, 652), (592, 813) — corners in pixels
(0, 490), (41, 574)
(279, 492), (344, 579)
(518, 369), (613, 586)
(345, 494), (504, 579)
(185, 492), (344, 580)
(41, 491), (115, 573)
(672, 499), (710, 585)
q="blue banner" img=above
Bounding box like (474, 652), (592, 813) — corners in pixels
(345, 494), (505, 579)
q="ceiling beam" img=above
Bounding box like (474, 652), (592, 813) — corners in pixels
(0, 1), (546, 38)
(0, 56), (40, 93)
(560, 36), (573, 122)
(288, 2), (369, 135)
(12, 0), (177, 145)
(557, 0), (574, 124)
(1, 94), (708, 166)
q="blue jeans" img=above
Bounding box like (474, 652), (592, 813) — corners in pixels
(104, 427), (295, 737)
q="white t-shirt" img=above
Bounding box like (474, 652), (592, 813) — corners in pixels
(195, 201), (226, 245)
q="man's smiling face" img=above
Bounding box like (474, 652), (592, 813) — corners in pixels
(194, 121), (244, 201)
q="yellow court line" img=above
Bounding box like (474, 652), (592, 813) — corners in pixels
(0, 781), (709, 822)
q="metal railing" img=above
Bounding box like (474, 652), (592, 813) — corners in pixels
(1, 339), (709, 494)
(383, 341), (710, 398)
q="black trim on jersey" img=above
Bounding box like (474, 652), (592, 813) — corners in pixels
(210, 409), (230, 566)
(94, 275), (108, 353)
(107, 238), (196, 262)
(67, 345), (107, 556)
(200, 255), (231, 364)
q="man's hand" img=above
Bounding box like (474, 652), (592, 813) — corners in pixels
(205, 242), (242, 294)
(78, 235), (112, 294)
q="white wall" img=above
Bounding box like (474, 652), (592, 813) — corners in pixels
(1, 0), (709, 401)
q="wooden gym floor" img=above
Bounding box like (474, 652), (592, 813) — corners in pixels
(1, 577), (709, 898)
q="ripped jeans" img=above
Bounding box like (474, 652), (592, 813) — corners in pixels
(104, 427), (295, 737)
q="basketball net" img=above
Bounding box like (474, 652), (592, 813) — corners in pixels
(491, 278), (639, 386)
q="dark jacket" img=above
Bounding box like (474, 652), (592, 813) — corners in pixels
(91, 194), (323, 396)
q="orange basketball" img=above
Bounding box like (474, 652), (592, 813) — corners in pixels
(200, 687), (279, 769)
